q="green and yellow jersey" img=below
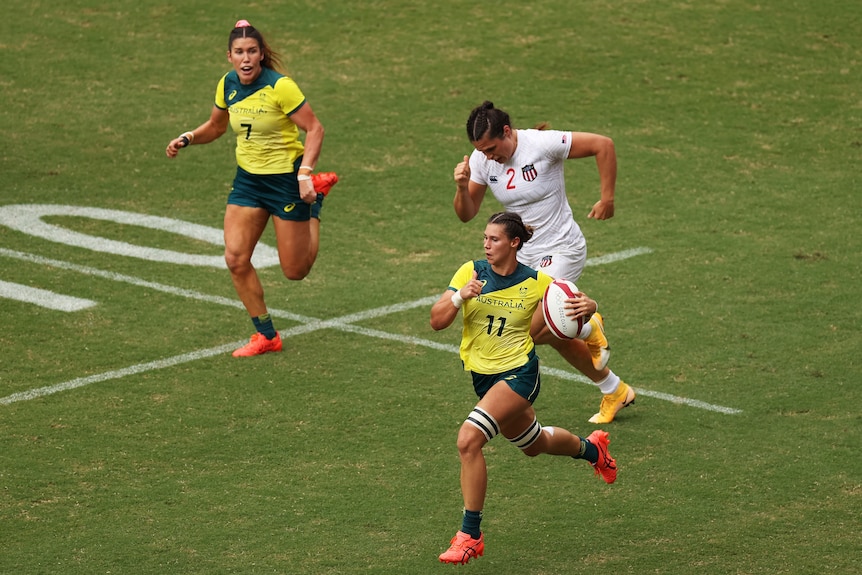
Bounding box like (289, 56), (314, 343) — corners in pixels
(449, 260), (553, 375)
(215, 67), (306, 174)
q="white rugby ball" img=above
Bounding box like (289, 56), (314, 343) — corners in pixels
(542, 279), (584, 339)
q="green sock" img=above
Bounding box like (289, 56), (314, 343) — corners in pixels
(252, 313), (277, 339)
(461, 509), (483, 539)
(574, 436), (599, 464)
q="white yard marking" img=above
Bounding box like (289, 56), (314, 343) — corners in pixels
(0, 280), (97, 312)
(0, 245), (740, 416)
(0, 204), (280, 268)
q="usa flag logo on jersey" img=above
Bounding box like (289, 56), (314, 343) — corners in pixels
(521, 164), (538, 182)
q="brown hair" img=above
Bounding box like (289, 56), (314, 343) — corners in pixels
(488, 211), (533, 251)
(466, 101), (512, 142)
(228, 22), (285, 73)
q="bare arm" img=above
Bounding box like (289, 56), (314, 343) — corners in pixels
(289, 102), (325, 203)
(430, 289), (462, 331)
(453, 155), (487, 222)
(165, 105), (230, 158)
(289, 102), (325, 170)
(430, 270), (482, 331)
(568, 132), (617, 220)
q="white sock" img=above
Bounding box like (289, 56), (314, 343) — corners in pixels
(595, 370), (621, 395)
(578, 317), (593, 339)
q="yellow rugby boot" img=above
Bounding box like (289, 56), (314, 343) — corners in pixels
(589, 381), (636, 424)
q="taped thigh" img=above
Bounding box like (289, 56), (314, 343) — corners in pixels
(465, 407), (500, 441)
(507, 416), (543, 450)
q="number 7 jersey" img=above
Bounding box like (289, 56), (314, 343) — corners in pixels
(215, 67), (306, 174)
(449, 260), (553, 374)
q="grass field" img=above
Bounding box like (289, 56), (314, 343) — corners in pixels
(1, 1), (860, 573)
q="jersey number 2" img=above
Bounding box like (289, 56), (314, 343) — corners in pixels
(506, 168), (516, 190)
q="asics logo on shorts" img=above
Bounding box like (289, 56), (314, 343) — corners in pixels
(283, 203), (296, 213)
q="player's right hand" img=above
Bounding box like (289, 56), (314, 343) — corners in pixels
(165, 138), (184, 158)
(460, 270), (483, 300)
(453, 154), (471, 189)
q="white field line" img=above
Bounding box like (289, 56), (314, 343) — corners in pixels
(0, 246), (740, 415)
(0, 279), (97, 311)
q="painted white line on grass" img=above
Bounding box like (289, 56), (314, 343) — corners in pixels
(541, 366), (743, 415)
(0, 248), (307, 320)
(585, 247), (653, 266)
(0, 280), (97, 312)
(0, 204), (280, 268)
(1, 245), (739, 416)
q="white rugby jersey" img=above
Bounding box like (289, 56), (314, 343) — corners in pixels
(469, 129), (585, 266)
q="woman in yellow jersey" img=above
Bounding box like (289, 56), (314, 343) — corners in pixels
(430, 211), (618, 565)
(166, 20), (338, 357)
(453, 101), (635, 424)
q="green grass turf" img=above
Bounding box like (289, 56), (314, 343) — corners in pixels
(1, 0), (860, 573)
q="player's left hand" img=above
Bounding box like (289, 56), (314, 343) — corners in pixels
(563, 292), (597, 318)
(587, 199), (615, 220)
(299, 178), (318, 204)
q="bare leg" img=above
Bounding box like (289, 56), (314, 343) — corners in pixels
(271, 216), (320, 280)
(456, 382), (545, 510)
(456, 424), (488, 512)
(224, 205), (270, 316)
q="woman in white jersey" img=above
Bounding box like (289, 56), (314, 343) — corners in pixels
(452, 101), (635, 424)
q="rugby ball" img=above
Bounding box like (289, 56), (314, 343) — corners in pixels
(542, 279), (584, 339)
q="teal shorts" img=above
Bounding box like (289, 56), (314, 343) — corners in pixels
(470, 350), (541, 404)
(227, 161), (323, 221)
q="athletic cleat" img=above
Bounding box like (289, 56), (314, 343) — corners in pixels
(232, 332), (283, 357)
(589, 381), (636, 424)
(439, 531), (484, 565)
(583, 312), (610, 370)
(311, 172), (339, 196)
(586, 429), (617, 484)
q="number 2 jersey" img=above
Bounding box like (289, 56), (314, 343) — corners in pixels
(448, 259), (553, 375)
(215, 67), (306, 174)
(468, 129), (586, 267)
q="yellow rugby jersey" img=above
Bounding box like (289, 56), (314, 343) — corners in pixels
(449, 260), (553, 375)
(215, 68), (306, 174)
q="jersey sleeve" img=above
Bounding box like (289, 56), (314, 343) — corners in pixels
(540, 130), (573, 161)
(274, 76), (307, 117)
(214, 74), (228, 110)
(448, 261), (476, 292)
(537, 270), (554, 296)
(468, 150), (490, 186)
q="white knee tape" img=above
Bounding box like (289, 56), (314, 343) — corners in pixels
(509, 417), (543, 450)
(466, 407), (499, 441)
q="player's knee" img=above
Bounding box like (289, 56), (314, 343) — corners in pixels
(458, 407), (497, 455)
(224, 251), (253, 274)
(278, 256), (313, 280)
(280, 264), (310, 281)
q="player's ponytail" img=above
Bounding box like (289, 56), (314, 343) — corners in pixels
(488, 211), (533, 251)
